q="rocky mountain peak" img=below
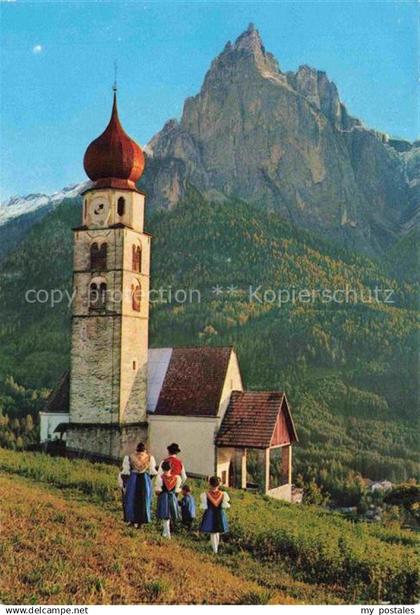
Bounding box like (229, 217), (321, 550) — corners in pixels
(234, 23), (263, 53)
(231, 23), (282, 76)
(142, 26), (415, 256)
(197, 24), (281, 93)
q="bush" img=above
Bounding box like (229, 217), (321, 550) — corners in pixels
(227, 490), (418, 603)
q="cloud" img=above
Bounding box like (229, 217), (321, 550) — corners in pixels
(32, 45), (43, 55)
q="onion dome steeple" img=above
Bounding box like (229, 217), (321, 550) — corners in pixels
(83, 92), (145, 191)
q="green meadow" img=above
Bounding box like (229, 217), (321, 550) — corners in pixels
(0, 449), (418, 604)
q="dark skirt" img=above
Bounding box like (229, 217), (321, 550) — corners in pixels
(200, 506), (229, 534)
(124, 472), (152, 524)
(156, 491), (180, 521)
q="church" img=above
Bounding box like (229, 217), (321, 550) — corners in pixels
(39, 93), (298, 501)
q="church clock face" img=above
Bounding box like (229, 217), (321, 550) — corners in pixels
(89, 197), (110, 226)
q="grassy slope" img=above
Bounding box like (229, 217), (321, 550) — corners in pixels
(0, 475), (275, 605)
(0, 449), (418, 605)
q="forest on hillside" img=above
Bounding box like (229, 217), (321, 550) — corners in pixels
(0, 190), (418, 505)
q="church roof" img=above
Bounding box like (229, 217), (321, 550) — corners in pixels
(216, 391), (298, 449)
(83, 93), (145, 191)
(153, 346), (233, 417)
(43, 371), (70, 414)
(43, 346), (233, 417)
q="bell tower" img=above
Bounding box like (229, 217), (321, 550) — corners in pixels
(67, 91), (150, 460)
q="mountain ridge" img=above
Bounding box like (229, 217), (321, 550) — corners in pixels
(0, 182), (89, 226)
(142, 24), (417, 256)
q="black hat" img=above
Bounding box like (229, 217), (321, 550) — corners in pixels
(167, 442), (181, 454)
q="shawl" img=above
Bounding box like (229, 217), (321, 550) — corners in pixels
(162, 474), (178, 492)
(130, 451), (151, 473)
(207, 489), (224, 508)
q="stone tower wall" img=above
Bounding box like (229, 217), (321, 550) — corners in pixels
(68, 188), (151, 459)
(66, 423), (148, 461)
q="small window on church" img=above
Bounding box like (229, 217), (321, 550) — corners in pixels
(90, 242), (107, 270)
(117, 196), (125, 217)
(89, 279), (107, 310)
(133, 360), (137, 370)
(89, 282), (98, 309)
(132, 244), (141, 272)
(132, 281), (141, 312)
(99, 282), (107, 307)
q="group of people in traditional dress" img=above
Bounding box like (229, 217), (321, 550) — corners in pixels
(118, 442), (230, 554)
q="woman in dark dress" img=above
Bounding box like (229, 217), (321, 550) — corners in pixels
(123, 443), (157, 528)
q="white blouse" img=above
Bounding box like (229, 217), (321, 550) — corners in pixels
(155, 474), (182, 494)
(200, 491), (231, 510)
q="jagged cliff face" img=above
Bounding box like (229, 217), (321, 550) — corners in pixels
(142, 25), (415, 255)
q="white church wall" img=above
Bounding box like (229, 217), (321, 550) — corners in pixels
(217, 350), (243, 423)
(147, 348), (173, 412)
(39, 412), (69, 443)
(216, 446), (235, 485)
(148, 415), (218, 477)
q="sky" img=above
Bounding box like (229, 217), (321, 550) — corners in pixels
(0, 0), (417, 200)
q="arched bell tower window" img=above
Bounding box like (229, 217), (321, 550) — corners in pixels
(132, 244), (141, 272)
(89, 277), (107, 310)
(117, 196), (125, 217)
(131, 280), (141, 312)
(90, 242), (107, 270)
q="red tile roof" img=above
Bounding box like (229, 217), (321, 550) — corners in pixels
(44, 371), (70, 414)
(216, 391), (298, 449)
(154, 347), (233, 417)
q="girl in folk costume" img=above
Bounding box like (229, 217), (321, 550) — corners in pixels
(158, 442), (187, 483)
(199, 476), (230, 554)
(123, 443), (157, 528)
(180, 484), (196, 530)
(155, 460), (181, 538)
